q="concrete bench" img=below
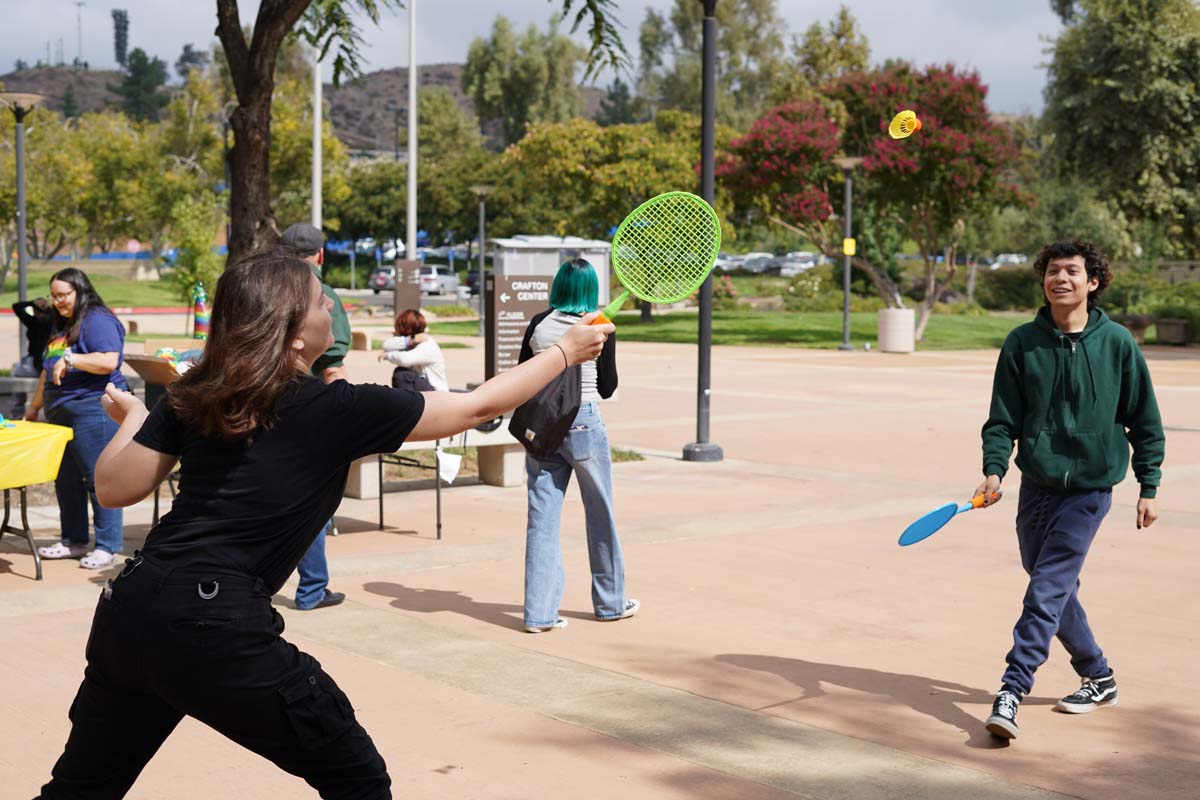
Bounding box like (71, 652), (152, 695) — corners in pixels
(344, 420), (523, 498)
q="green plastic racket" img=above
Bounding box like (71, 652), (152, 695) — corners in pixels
(591, 191), (722, 325)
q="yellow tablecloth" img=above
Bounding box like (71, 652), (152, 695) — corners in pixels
(0, 420), (75, 490)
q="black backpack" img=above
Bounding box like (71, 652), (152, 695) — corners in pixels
(508, 364), (581, 459)
(390, 366), (435, 393)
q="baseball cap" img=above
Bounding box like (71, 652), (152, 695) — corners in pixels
(280, 223), (325, 256)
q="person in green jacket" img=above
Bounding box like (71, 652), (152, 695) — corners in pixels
(978, 240), (1165, 741)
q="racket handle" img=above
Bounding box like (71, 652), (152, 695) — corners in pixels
(592, 290), (630, 326)
(969, 491), (1002, 509)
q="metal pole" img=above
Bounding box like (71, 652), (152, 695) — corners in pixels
(839, 169), (854, 351)
(683, 0), (722, 463)
(406, 1), (418, 267)
(312, 49), (322, 228)
(476, 197), (485, 336)
(14, 111), (29, 359)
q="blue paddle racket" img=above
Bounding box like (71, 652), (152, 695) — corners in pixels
(898, 493), (999, 547)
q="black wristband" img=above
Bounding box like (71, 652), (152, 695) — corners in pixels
(553, 343), (569, 368)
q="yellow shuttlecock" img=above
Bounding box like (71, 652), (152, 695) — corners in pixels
(889, 110), (922, 139)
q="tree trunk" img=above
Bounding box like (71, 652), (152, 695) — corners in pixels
(216, 0), (310, 264)
(851, 256), (905, 309)
(639, 299), (653, 322)
(913, 220), (965, 342)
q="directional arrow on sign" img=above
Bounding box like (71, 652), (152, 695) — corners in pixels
(500, 292), (511, 303)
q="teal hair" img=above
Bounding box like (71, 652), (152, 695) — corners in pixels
(549, 258), (599, 314)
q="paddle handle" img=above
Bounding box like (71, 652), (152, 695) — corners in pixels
(591, 289), (630, 326)
(961, 491), (1001, 513)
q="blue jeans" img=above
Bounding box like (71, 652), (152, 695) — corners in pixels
(1001, 480), (1112, 696)
(45, 394), (123, 554)
(524, 403), (625, 626)
(295, 520), (332, 609)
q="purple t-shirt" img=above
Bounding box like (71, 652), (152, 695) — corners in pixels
(43, 309), (127, 410)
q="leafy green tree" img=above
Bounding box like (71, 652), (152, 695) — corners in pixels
(636, 0), (789, 129)
(216, 0), (627, 261)
(772, 5), (869, 105)
(335, 161), (406, 243)
(1043, 0), (1200, 255)
(839, 64), (1018, 337)
(175, 43), (210, 81)
(112, 10), (129, 67)
(596, 78), (635, 126)
(463, 16), (587, 147)
(169, 193), (226, 303)
(110, 48), (169, 121)
(61, 85), (79, 118)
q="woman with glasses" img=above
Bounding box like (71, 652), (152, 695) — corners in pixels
(24, 267), (128, 570)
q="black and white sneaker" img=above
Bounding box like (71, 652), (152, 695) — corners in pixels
(1055, 673), (1118, 714)
(985, 689), (1021, 739)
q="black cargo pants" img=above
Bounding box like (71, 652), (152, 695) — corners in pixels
(37, 553), (390, 799)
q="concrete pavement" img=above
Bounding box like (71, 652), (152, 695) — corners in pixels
(2, 314), (1197, 799)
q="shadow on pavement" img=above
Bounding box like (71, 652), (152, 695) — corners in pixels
(363, 580), (599, 632)
(716, 653), (1063, 749)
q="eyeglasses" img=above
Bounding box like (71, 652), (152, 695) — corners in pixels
(51, 289), (76, 302)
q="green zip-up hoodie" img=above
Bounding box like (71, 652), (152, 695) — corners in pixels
(981, 307), (1164, 498)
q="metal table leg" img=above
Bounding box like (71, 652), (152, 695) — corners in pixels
(1, 487), (42, 580)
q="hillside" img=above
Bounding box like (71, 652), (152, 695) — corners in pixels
(0, 65), (123, 114)
(325, 62), (606, 154)
(1, 62), (607, 153)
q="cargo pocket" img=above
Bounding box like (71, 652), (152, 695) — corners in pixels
(279, 670), (356, 750)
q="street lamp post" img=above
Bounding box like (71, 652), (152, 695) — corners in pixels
(469, 184), (494, 337)
(832, 156), (864, 352)
(683, 0), (723, 463)
(1, 92), (45, 361)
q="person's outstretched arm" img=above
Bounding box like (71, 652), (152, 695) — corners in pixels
(95, 385), (178, 507)
(408, 315), (611, 441)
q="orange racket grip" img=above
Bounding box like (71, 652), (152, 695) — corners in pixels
(590, 313), (612, 326)
(969, 491), (1002, 509)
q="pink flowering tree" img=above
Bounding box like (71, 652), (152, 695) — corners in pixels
(721, 64), (1019, 339)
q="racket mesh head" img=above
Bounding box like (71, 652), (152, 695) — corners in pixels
(611, 192), (722, 304)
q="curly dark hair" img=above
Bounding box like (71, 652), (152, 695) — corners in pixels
(1032, 240), (1112, 310)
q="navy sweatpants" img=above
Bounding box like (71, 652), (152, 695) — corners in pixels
(1001, 480), (1112, 697)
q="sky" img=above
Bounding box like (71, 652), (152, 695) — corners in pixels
(4, 1), (1064, 115)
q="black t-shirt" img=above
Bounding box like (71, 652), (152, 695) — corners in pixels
(133, 377), (425, 593)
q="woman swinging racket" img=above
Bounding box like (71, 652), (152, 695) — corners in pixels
(36, 251), (612, 799)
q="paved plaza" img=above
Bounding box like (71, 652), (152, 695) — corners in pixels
(2, 314), (1197, 799)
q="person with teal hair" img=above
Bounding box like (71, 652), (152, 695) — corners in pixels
(516, 258), (638, 632)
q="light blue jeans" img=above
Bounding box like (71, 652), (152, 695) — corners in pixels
(524, 402), (625, 627)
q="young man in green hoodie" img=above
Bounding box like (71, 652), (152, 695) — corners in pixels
(977, 240), (1165, 740)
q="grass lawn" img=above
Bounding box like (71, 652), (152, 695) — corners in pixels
(1, 267), (182, 308)
(609, 310), (1026, 350)
(432, 309), (1024, 349)
(427, 320), (482, 336)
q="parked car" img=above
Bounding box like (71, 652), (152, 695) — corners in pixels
(420, 264), (460, 295)
(769, 252), (818, 277)
(741, 252), (775, 273)
(465, 268), (494, 296)
(989, 253), (1028, 270)
(715, 252), (744, 271)
(369, 266), (394, 294)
